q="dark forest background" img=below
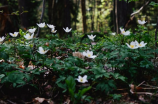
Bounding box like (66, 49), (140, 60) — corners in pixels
(0, 0), (158, 37)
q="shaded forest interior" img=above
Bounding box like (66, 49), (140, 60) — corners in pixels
(0, 0), (158, 37)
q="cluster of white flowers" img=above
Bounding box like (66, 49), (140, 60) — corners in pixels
(126, 40), (147, 49)
(117, 20), (146, 36)
(36, 22), (72, 33)
(6, 19), (147, 55)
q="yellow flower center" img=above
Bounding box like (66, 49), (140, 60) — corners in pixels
(139, 44), (141, 46)
(80, 78), (83, 82)
(42, 50), (45, 53)
(87, 54), (91, 57)
(0, 39), (2, 41)
(130, 45), (134, 48)
(122, 31), (125, 34)
(52, 30), (54, 32)
(13, 34), (16, 36)
(28, 36), (31, 39)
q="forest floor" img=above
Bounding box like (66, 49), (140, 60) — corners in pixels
(0, 85), (158, 104)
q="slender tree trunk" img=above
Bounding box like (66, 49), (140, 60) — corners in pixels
(81, 0), (87, 33)
(155, 18), (158, 48)
(48, 0), (55, 24)
(18, 0), (29, 29)
(36, 0), (46, 37)
(64, 0), (71, 37)
(74, 0), (78, 30)
(115, 0), (118, 34)
(113, 0), (116, 32)
(48, 0), (52, 23)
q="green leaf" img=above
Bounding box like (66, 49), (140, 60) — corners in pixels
(90, 67), (109, 79)
(68, 88), (75, 99)
(0, 74), (5, 79)
(76, 86), (92, 101)
(56, 76), (66, 83)
(13, 83), (16, 87)
(110, 94), (122, 100)
(65, 76), (76, 91)
(57, 83), (67, 93)
(0, 52), (9, 61)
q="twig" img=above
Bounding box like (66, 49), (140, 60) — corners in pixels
(53, 91), (59, 98)
(130, 89), (153, 95)
(7, 100), (17, 104)
(130, 0), (151, 16)
(142, 84), (158, 88)
(137, 81), (145, 87)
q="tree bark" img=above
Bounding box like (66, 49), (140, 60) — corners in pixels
(81, 0), (87, 33)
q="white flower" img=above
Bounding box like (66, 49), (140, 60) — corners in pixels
(51, 29), (57, 33)
(87, 34), (96, 41)
(126, 41), (138, 49)
(83, 50), (96, 59)
(9, 32), (19, 37)
(24, 33), (34, 40)
(111, 32), (116, 36)
(135, 41), (147, 48)
(138, 20), (146, 25)
(37, 47), (48, 54)
(47, 24), (55, 29)
(120, 28), (130, 36)
(0, 36), (5, 42)
(77, 75), (88, 83)
(28, 28), (36, 33)
(37, 22), (45, 28)
(63, 27), (72, 32)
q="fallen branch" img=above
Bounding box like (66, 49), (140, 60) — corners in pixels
(130, 0), (151, 16)
(137, 81), (145, 87)
(130, 89), (154, 96)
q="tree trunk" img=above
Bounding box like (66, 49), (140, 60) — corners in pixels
(48, 0), (55, 24)
(36, 0), (46, 37)
(81, 0), (87, 33)
(115, 0), (118, 34)
(0, 6), (14, 36)
(18, 0), (29, 29)
(1, 0), (8, 5)
(64, 0), (72, 37)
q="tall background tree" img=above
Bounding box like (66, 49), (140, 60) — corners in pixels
(81, 0), (87, 33)
(47, 0), (78, 38)
(18, 0), (29, 29)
